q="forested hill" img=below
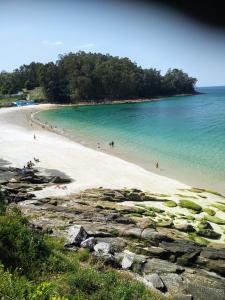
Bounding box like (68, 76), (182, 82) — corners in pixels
(0, 52), (197, 102)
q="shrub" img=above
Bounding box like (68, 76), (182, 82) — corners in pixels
(179, 200), (202, 212)
(0, 264), (31, 299)
(0, 207), (50, 277)
(0, 187), (6, 214)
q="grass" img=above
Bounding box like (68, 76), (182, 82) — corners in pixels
(179, 200), (202, 212)
(0, 190), (165, 300)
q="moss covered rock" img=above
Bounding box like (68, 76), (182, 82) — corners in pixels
(203, 208), (216, 216)
(179, 200), (202, 212)
(205, 215), (225, 225)
(164, 200), (177, 208)
(212, 203), (225, 212)
(197, 229), (221, 240)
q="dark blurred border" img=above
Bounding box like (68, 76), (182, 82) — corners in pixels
(134, 0), (225, 29)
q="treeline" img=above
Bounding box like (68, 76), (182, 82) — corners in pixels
(0, 52), (197, 102)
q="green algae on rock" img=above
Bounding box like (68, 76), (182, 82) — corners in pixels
(179, 200), (202, 212)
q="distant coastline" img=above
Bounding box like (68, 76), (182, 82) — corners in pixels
(0, 91), (202, 109)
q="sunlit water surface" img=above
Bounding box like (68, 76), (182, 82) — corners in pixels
(38, 86), (225, 193)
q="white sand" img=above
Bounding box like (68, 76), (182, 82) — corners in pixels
(0, 104), (189, 198)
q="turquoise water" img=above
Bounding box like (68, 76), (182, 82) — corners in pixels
(38, 86), (225, 193)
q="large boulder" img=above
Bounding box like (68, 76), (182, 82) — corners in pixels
(160, 273), (185, 295)
(121, 250), (146, 273)
(143, 258), (184, 274)
(94, 242), (113, 255)
(200, 247), (225, 260)
(143, 273), (165, 291)
(183, 269), (225, 300)
(128, 192), (143, 202)
(174, 223), (195, 233)
(160, 240), (201, 256)
(67, 225), (88, 246)
(197, 229), (221, 239)
(81, 237), (96, 250)
(123, 227), (142, 238)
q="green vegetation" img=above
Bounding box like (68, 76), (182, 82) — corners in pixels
(0, 52), (197, 102)
(163, 200), (177, 207)
(0, 190), (162, 300)
(179, 200), (202, 212)
(203, 208), (216, 216)
(204, 215), (225, 225)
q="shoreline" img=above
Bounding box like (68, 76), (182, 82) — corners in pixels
(0, 91), (200, 108)
(0, 104), (190, 198)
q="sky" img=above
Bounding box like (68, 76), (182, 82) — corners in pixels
(0, 0), (225, 86)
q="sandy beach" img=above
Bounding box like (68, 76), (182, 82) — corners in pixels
(0, 104), (190, 198)
(1, 104), (225, 243)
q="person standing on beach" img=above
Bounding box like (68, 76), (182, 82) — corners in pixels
(112, 141), (114, 147)
(33, 134), (36, 140)
(156, 162), (159, 169)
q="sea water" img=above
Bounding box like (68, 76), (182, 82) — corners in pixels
(38, 86), (225, 193)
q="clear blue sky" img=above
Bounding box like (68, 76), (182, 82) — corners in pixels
(1, 0), (225, 86)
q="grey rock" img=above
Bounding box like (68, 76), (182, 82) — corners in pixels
(121, 250), (146, 272)
(128, 192), (142, 201)
(121, 250), (136, 269)
(183, 270), (225, 300)
(51, 176), (71, 184)
(81, 237), (96, 250)
(67, 225), (88, 246)
(200, 247), (225, 260)
(143, 258), (185, 274)
(96, 237), (127, 252)
(173, 294), (193, 300)
(141, 228), (157, 239)
(94, 242), (113, 255)
(160, 240), (201, 256)
(177, 251), (201, 266)
(197, 229), (221, 240)
(114, 252), (125, 265)
(123, 227), (142, 238)
(160, 273), (185, 295)
(143, 273), (165, 290)
(137, 246), (169, 258)
(186, 283), (225, 300)
(174, 223), (195, 233)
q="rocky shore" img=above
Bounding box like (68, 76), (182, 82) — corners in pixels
(1, 162), (225, 300)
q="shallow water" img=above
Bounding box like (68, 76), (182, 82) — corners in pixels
(38, 86), (225, 193)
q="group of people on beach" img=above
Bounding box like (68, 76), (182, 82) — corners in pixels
(24, 157), (40, 169)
